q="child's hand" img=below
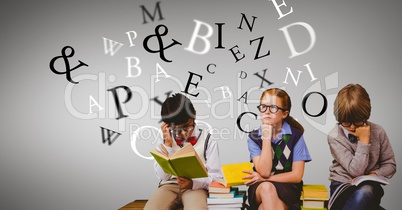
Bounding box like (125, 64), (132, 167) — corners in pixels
(261, 124), (273, 141)
(177, 176), (193, 189)
(161, 123), (173, 147)
(353, 124), (370, 144)
(243, 170), (263, 186)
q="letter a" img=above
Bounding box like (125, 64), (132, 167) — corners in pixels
(89, 95), (104, 114)
(155, 63), (170, 82)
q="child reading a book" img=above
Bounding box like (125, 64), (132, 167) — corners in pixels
(328, 84), (396, 210)
(144, 93), (222, 210)
(243, 88), (312, 210)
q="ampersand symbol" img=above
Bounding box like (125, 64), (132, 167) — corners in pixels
(143, 24), (182, 63)
(49, 46), (89, 84)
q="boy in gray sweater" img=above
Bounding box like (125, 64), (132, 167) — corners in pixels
(328, 84), (396, 210)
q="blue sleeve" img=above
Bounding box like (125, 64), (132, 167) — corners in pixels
(247, 137), (261, 161)
(293, 135), (312, 162)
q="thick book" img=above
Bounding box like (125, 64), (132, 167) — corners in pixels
(302, 200), (326, 209)
(208, 203), (243, 208)
(150, 143), (208, 178)
(209, 181), (231, 194)
(209, 190), (237, 198)
(301, 184), (329, 209)
(207, 190), (247, 205)
(302, 184), (329, 200)
(219, 162), (253, 187)
(301, 206), (327, 210)
(328, 175), (389, 209)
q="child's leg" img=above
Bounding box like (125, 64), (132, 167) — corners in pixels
(256, 182), (287, 210)
(181, 188), (208, 210)
(144, 184), (180, 210)
(343, 182), (384, 210)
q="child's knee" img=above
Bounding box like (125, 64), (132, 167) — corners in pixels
(258, 182), (276, 195)
(354, 184), (375, 200)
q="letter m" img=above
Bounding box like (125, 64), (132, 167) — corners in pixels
(140, 1), (164, 24)
(100, 126), (121, 146)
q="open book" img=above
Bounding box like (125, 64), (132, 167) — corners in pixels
(150, 143), (208, 179)
(350, 175), (389, 185)
(328, 175), (389, 209)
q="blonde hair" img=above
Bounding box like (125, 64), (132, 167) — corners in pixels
(261, 88), (304, 133)
(334, 84), (371, 123)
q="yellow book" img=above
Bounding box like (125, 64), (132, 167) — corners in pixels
(150, 143), (208, 179)
(302, 184), (329, 200)
(301, 206), (327, 210)
(219, 162), (253, 187)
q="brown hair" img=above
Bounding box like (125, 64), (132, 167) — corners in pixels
(261, 88), (304, 133)
(161, 93), (196, 125)
(334, 83), (371, 123)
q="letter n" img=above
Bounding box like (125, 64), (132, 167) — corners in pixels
(139, 1), (164, 24)
(237, 13), (257, 32)
(100, 126), (121, 145)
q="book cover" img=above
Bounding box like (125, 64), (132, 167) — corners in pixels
(302, 184), (329, 200)
(150, 143), (208, 178)
(219, 162), (253, 187)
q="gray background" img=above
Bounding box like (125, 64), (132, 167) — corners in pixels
(1, 0), (401, 209)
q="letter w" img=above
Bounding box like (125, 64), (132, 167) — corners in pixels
(102, 37), (124, 56)
(100, 126), (121, 145)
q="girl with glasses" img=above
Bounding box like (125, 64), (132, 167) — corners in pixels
(244, 88), (312, 210)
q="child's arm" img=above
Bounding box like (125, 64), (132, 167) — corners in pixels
(191, 139), (222, 190)
(328, 134), (370, 177)
(243, 161), (305, 185)
(266, 161), (305, 183)
(370, 128), (396, 178)
(253, 124), (273, 178)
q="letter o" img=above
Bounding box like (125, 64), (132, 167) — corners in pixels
(302, 91), (327, 117)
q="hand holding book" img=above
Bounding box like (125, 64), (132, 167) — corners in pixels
(150, 143), (208, 179)
(242, 170), (263, 186)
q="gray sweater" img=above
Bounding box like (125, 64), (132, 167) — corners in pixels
(328, 121), (396, 183)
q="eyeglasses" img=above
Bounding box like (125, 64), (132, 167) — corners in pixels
(339, 120), (366, 128)
(171, 123), (195, 134)
(257, 104), (285, 114)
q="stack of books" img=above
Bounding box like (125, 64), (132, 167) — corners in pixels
(207, 181), (247, 209)
(300, 184), (329, 210)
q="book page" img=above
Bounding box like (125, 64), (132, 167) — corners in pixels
(352, 175), (389, 186)
(171, 143), (196, 159)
